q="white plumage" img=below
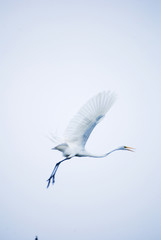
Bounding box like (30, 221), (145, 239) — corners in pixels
(64, 91), (116, 147)
(47, 91), (133, 188)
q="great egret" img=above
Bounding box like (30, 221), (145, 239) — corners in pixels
(47, 91), (133, 188)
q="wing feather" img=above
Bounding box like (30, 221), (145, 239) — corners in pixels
(64, 91), (116, 147)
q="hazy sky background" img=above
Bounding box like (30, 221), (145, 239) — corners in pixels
(0, 0), (161, 239)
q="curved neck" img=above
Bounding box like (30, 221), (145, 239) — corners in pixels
(83, 147), (121, 158)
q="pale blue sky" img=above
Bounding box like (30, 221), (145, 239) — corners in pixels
(0, 1), (161, 239)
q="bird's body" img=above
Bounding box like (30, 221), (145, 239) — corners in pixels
(47, 91), (133, 188)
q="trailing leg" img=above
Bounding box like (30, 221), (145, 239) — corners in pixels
(47, 158), (69, 188)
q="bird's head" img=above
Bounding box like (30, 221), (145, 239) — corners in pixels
(119, 146), (135, 152)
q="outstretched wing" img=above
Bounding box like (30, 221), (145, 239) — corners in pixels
(63, 91), (116, 147)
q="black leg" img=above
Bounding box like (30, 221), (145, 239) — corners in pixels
(47, 158), (69, 188)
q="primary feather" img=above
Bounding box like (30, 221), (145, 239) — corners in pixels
(64, 91), (116, 147)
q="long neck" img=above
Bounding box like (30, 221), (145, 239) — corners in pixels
(83, 147), (121, 158)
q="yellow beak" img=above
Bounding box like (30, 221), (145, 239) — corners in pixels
(125, 146), (135, 152)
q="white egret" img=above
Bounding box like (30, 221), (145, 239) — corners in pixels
(47, 91), (134, 188)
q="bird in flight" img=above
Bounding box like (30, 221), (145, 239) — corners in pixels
(47, 91), (134, 188)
